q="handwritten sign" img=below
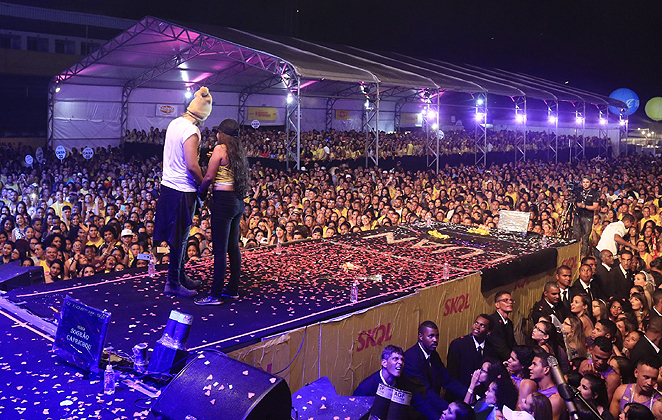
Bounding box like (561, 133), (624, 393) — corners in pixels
(53, 296), (111, 373)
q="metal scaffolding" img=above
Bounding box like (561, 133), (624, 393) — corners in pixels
(361, 82), (380, 167)
(284, 76), (301, 170)
(571, 102), (586, 161)
(546, 101), (559, 164)
(513, 96), (527, 162)
(423, 89), (441, 173)
(597, 104), (610, 158)
(474, 93), (488, 166)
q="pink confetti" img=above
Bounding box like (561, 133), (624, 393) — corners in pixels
(248, 392), (255, 399)
(210, 399), (215, 405)
(269, 378), (277, 383)
(242, 370), (249, 376)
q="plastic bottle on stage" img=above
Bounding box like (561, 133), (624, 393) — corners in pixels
(103, 364), (116, 395)
(148, 255), (156, 277)
(541, 235), (548, 248)
(275, 241), (282, 255)
(442, 262), (450, 280)
(350, 279), (359, 303)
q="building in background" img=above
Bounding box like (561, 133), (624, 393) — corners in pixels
(0, 2), (134, 138)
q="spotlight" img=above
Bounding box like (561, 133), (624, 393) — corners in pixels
(431, 123), (439, 130)
(548, 115), (557, 124)
(515, 114), (526, 123)
(619, 120), (626, 126)
(184, 90), (192, 99)
(426, 109), (437, 120)
(476, 98), (484, 106)
(55, 87), (61, 93)
(475, 113), (485, 122)
(599, 118), (607, 125)
(287, 93), (294, 104)
(575, 116), (584, 125)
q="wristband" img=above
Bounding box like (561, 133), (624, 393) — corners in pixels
(468, 388), (474, 394)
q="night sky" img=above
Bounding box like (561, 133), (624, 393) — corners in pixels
(13, 0), (662, 121)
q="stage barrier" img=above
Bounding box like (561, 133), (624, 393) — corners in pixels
(230, 241), (579, 396)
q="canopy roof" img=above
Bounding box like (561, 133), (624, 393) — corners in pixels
(54, 15), (626, 108)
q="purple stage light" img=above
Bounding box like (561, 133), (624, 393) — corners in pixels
(575, 116), (584, 124)
(548, 115), (557, 124)
(426, 109), (437, 120)
(619, 120), (627, 126)
(515, 114), (526, 123)
(475, 113), (485, 121)
(599, 118), (607, 125)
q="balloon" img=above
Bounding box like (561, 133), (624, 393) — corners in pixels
(645, 97), (662, 121)
(608, 88), (640, 115)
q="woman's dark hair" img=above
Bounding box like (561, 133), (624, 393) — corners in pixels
(450, 401), (476, 420)
(492, 374), (518, 412)
(623, 403), (654, 420)
(527, 392), (553, 420)
(218, 120), (250, 198)
(511, 345), (535, 378)
(581, 373), (609, 410)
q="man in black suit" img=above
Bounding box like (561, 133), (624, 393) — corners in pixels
(569, 263), (604, 302)
(530, 281), (567, 326)
(556, 265), (573, 315)
(404, 321), (467, 420)
(447, 314), (493, 389)
(354, 345), (405, 396)
(628, 316), (662, 367)
(487, 291), (517, 362)
(595, 249), (615, 298)
(610, 250), (635, 300)
(650, 289), (662, 322)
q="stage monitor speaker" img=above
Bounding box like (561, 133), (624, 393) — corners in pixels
(152, 351), (291, 420)
(291, 376), (372, 420)
(0, 262), (44, 291)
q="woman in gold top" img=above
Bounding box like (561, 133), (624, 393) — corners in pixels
(195, 119), (250, 305)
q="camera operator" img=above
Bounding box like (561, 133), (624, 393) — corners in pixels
(572, 176), (599, 258)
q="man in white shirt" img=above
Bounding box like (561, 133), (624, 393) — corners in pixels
(596, 213), (636, 256)
(154, 87), (212, 297)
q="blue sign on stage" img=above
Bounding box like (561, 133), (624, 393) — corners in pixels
(53, 295), (111, 373)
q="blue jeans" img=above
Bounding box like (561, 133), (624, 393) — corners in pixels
(155, 185), (198, 286)
(210, 191), (244, 298)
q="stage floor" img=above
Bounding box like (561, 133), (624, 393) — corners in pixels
(0, 222), (566, 418)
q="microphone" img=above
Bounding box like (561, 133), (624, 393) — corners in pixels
(547, 355), (579, 420)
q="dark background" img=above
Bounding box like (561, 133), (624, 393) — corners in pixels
(6, 0), (662, 133)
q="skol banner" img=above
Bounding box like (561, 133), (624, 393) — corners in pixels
(247, 107), (278, 121)
(401, 113), (422, 127)
(156, 104), (179, 117)
(335, 110), (350, 120)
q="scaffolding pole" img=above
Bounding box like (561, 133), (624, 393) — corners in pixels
(474, 93), (488, 167)
(514, 96), (527, 162)
(361, 82), (380, 167)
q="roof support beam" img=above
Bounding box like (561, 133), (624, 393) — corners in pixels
(361, 82), (380, 167)
(474, 93), (488, 167)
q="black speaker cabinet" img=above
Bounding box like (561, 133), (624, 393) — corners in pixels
(0, 262), (44, 291)
(152, 351), (291, 420)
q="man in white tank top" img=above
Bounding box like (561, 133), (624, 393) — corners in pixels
(154, 87), (212, 297)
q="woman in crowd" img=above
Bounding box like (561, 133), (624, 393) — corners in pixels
(473, 372), (518, 420)
(578, 373), (614, 420)
(633, 272), (655, 308)
(195, 119), (249, 305)
(464, 359), (504, 405)
(519, 391), (553, 420)
(571, 294), (594, 338)
(562, 315), (587, 361)
(592, 299), (609, 321)
(608, 298), (627, 323)
(629, 292), (650, 331)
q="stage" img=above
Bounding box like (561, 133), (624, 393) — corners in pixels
(0, 222), (578, 419)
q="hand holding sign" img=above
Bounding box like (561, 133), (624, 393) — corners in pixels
(55, 145), (66, 161)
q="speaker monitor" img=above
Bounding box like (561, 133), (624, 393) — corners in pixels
(152, 351), (291, 420)
(291, 376), (372, 420)
(0, 262), (45, 291)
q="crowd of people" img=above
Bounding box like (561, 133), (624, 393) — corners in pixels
(0, 136), (660, 282)
(353, 257), (662, 420)
(124, 126), (610, 161)
(1, 121), (662, 419)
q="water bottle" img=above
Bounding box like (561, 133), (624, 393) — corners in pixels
(541, 235), (548, 248)
(350, 279), (359, 304)
(103, 364), (116, 395)
(148, 255), (156, 277)
(442, 262), (450, 280)
(275, 241), (282, 255)
(426, 214), (432, 228)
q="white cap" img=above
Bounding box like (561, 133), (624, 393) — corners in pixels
(503, 406), (534, 420)
(121, 228), (133, 237)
